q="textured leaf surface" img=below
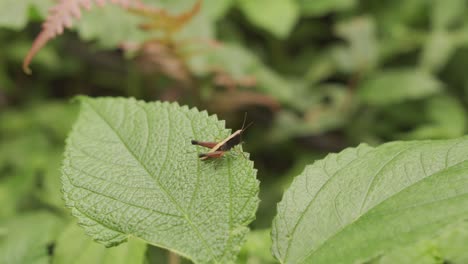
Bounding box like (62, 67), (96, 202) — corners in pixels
(272, 137), (468, 263)
(62, 97), (259, 263)
(53, 223), (147, 264)
(0, 211), (65, 264)
(358, 69), (443, 105)
(371, 220), (468, 264)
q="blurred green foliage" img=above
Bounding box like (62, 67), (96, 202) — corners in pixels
(1, 0), (468, 263)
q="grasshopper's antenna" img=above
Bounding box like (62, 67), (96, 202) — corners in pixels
(241, 112), (247, 129)
(239, 112), (253, 156)
(241, 112), (253, 131)
(243, 121), (253, 131)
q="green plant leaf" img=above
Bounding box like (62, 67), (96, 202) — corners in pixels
(62, 97), (259, 263)
(358, 69), (443, 105)
(76, 5), (147, 48)
(53, 222), (147, 264)
(0, 0), (52, 29)
(76, 0), (214, 48)
(269, 84), (354, 141)
(420, 30), (455, 72)
(0, 211), (65, 264)
(0, 134), (50, 218)
(272, 137), (468, 263)
(333, 16), (378, 73)
(202, 0), (233, 21)
(0, 102), (77, 215)
(370, 220), (468, 264)
(431, 0), (466, 29)
(237, 0), (299, 38)
(0, 0), (29, 29)
(158, 0), (233, 21)
(238, 229), (276, 264)
(35, 148), (69, 211)
(404, 95), (466, 140)
(189, 43), (304, 109)
(298, 0), (356, 16)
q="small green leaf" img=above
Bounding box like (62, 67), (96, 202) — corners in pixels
(189, 44), (298, 107)
(0, 102), (76, 215)
(0, 134), (50, 218)
(237, 0), (299, 38)
(420, 30), (455, 72)
(76, 5), (147, 48)
(272, 137), (468, 263)
(298, 0), (355, 16)
(0, 211), (65, 264)
(0, 0), (28, 29)
(77, 1), (214, 48)
(35, 149), (68, 211)
(431, 0), (466, 29)
(333, 17), (378, 73)
(53, 222), (147, 264)
(0, 0), (52, 29)
(238, 229), (276, 264)
(201, 0), (233, 21)
(62, 97), (259, 263)
(358, 69), (443, 105)
(405, 95), (466, 139)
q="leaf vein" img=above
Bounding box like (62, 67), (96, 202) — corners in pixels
(84, 102), (219, 261)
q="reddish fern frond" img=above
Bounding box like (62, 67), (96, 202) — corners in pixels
(23, 0), (144, 74)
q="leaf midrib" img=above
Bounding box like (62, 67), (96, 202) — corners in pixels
(85, 101), (219, 262)
(282, 145), (414, 263)
(281, 150), (366, 262)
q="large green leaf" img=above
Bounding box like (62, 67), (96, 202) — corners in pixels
(370, 220), (468, 264)
(358, 69), (443, 105)
(272, 137), (468, 263)
(62, 97), (259, 263)
(0, 211), (65, 264)
(53, 222), (147, 264)
(237, 0), (299, 38)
